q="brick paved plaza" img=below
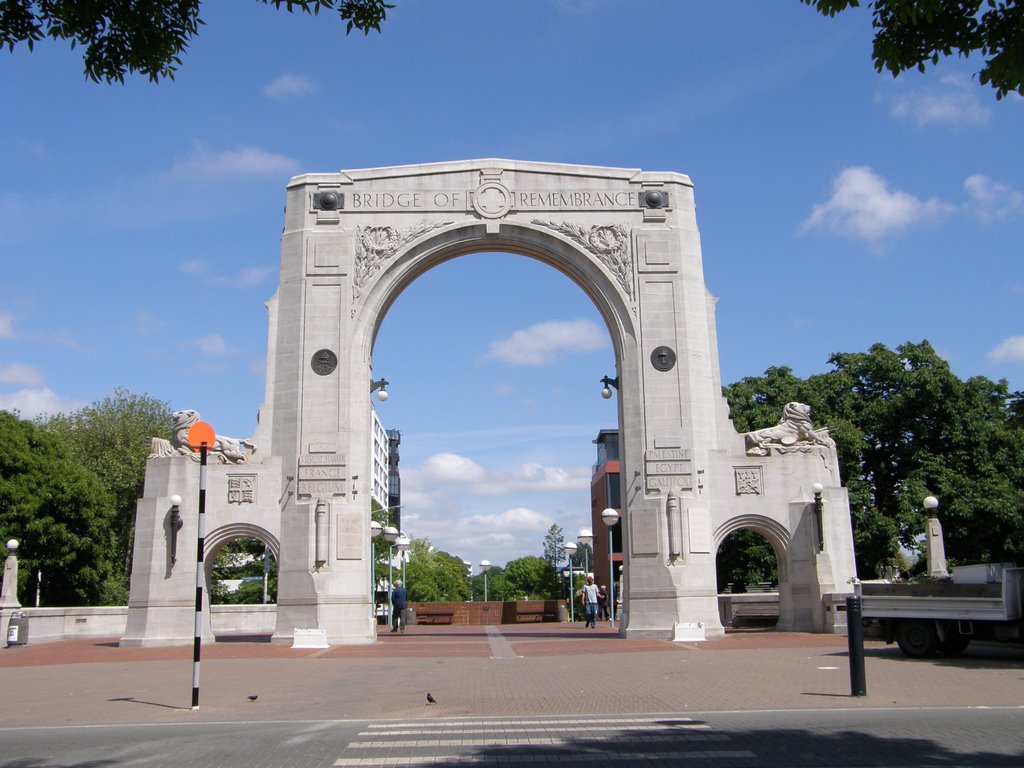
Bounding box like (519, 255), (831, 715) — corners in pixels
(2, 624), (1022, 729)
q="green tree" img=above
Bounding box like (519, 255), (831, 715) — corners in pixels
(42, 388), (172, 602)
(716, 530), (778, 592)
(804, 0), (1024, 99)
(0, 411), (119, 605)
(403, 537), (471, 603)
(1, 0), (393, 83)
(725, 340), (1024, 577)
(501, 556), (557, 600)
(209, 537), (276, 605)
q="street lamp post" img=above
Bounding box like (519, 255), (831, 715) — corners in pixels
(601, 508), (620, 626)
(564, 541), (578, 623)
(577, 528), (593, 579)
(479, 560), (491, 601)
(396, 533), (411, 589)
(370, 521), (383, 624)
(382, 526), (399, 625)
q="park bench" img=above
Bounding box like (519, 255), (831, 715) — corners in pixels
(728, 601), (779, 627)
(415, 608), (455, 625)
(514, 601), (559, 623)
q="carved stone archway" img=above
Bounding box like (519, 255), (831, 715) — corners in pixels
(123, 160), (857, 646)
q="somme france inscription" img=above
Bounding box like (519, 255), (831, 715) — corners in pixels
(297, 454), (346, 498)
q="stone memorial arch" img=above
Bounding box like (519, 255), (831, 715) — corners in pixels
(122, 159), (856, 647)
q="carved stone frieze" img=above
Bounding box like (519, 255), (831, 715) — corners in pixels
(733, 466), (763, 495)
(352, 221), (452, 302)
(532, 220), (633, 300)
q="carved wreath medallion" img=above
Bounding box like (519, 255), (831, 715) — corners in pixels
(532, 220), (633, 300)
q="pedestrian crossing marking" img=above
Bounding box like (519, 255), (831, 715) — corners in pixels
(335, 715), (756, 765)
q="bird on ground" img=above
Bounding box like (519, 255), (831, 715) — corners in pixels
(426, 693), (437, 704)
(247, 695), (259, 701)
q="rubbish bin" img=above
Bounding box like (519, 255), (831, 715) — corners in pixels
(6, 610), (28, 646)
(403, 607), (416, 626)
(557, 603), (568, 623)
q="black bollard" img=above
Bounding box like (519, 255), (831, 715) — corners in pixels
(846, 594), (867, 696)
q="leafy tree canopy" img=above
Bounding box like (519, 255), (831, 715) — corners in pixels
(42, 387), (172, 599)
(0, 411), (119, 605)
(725, 340), (1024, 577)
(0, 0), (393, 83)
(804, 0), (1024, 99)
(403, 537), (470, 603)
(501, 556), (557, 600)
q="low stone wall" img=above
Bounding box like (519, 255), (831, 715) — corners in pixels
(2, 604), (277, 644)
(2, 606), (129, 644)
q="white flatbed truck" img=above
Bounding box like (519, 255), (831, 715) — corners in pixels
(860, 563), (1024, 658)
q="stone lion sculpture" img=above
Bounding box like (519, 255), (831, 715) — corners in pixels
(148, 409), (256, 464)
(742, 402), (835, 456)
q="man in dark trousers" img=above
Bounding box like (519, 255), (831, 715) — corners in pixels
(391, 579), (408, 633)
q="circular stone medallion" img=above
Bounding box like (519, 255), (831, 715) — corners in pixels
(311, 349), (338, 376)
(651, 345), (677, 372)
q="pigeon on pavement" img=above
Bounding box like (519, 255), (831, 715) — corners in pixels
(426, 693), (437, 704)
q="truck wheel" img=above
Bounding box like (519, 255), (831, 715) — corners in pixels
(937, 630), (971, 656)
(895, 621), (938, 658)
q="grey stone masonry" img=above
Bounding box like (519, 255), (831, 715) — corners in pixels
(123, 160), (856, 646)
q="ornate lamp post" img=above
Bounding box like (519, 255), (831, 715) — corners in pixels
(924, 495), (948, 578)
(480, 560), (492, 601)
(811, 483), (824, 552)
(563, 540), (578, 623)
(370, 520), (383, 623)
(601, 508), (620, 626)
(383, 525), (399, 625)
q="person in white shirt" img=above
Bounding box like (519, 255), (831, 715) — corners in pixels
(581, 575), (600, 628)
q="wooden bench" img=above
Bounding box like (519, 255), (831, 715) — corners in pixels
(415, 610), (454, 625)
(728, 602), (779, 627)
(515, 609), (547, 623)
(515, 603), (559, 623)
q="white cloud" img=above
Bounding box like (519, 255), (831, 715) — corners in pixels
(180, 260), (272, 288)
(216, 266), (273, 288)
(0, 387), (84, 419)
(800, 166), (954, 244)
(171, 142), (299, 179)
(461, 507), (554, 533)
(477, 463), (590, 496)
(179, 258), (208, 275)
(988, 336), (1024, 363)
(888, 75), (991, 128)
(407, 452), (590, 497)
(0, 363), (44, 387)
(485, 319), (608, 365)
(0, 312), (14, 338)
(264, 74), (317, 99)
(193, 334), (236, 357)
(417, 452), (488, 484)
(964, 174), (1024, 222)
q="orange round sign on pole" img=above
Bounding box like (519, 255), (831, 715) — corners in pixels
(187, 421), (216, 452)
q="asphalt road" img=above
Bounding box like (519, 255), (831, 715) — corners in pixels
(2, 707), (1023, 767)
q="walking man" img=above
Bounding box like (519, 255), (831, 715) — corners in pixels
(581, 575), (600, 628)
(391, 579), (408, 633)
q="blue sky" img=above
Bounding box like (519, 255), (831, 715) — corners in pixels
(1, 1), (1021, 572)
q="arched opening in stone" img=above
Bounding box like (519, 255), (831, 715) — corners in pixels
(714, 516), (788, 630)
(367, 249), (620, 606)
(203, 525), (279, 639)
